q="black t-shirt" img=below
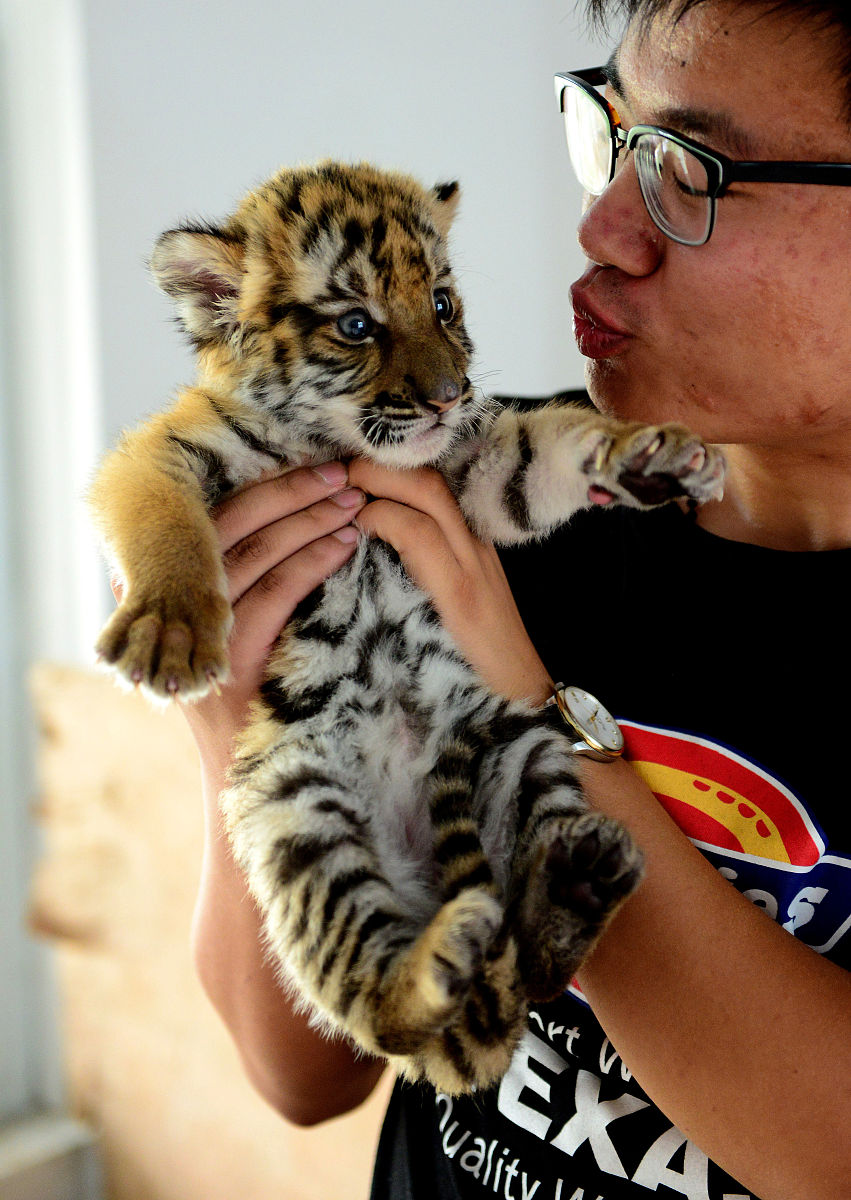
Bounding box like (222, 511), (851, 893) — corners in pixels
(370, 501), (851, 1200)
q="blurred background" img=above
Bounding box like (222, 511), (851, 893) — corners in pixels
(0, 0), (610, 1196)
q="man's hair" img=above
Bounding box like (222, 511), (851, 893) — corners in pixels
(585, 1), (851, 120)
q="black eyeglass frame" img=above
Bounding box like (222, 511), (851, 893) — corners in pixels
(555, 67), (851, 244)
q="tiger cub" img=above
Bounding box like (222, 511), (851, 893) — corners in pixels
(89, 161), (724, 1094)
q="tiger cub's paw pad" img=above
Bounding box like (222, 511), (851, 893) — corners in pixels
(95, 590), (232, 700)
(584, 424), (725, 508)
(545, 812), (643, 923)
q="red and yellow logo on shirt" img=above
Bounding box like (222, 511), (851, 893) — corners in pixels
(620, 721), (823, 866)
(566, 720), (849, 1003)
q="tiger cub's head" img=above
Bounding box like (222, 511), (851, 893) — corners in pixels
(150, 161), (478, 466)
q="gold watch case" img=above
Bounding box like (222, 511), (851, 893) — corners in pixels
(548, 683), (625, 762)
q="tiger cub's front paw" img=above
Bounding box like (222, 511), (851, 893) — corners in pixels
(95, 587), (232, 700)
(583, 422), (725, 510)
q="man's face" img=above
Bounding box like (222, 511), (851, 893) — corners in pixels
(572, 2), (851, 449)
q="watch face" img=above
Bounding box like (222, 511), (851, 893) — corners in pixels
(561, 686), (624, 752)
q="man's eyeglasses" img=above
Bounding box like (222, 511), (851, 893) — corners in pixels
(555, 67), (851, 246)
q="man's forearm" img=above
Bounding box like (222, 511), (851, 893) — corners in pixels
(577, 758), (851, 1200)
(192, 761), (386, 1126)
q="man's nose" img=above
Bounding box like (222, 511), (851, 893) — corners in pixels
(576, 155), (664, 277)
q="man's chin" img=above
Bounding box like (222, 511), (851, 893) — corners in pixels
(583, 359), (637, 419)
(586, 358), (674, 422)
(585, 361), (732, 446)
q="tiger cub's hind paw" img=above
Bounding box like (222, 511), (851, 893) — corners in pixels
(425, 889), (504, 1010)
(95, 588), (232, 700)
(583, 422), (726, 510)
(383, 890), (504, 1042)
(544, 810), (643, 921)
(518, 811), (643, 1001)
(409, 952), (525, 1096)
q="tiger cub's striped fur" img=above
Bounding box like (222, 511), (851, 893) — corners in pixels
(90, 161), (724, 1094)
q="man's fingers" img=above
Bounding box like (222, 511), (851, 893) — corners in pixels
(355, 498), (458, 594)
(223, 488), (365, 603)
(212, 462), (351, 553)
(348, 461), (474, 563)
(226, 530), (359, 678)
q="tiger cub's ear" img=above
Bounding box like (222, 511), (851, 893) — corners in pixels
(431, 181), (461, 239)
(149, 224), (245, 346)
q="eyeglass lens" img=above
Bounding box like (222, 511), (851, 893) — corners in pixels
(564, 84), (613, 196)
(635, 137), (713, 245)
(562, 80), (713, 245)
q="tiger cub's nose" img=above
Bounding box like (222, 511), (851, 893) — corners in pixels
(425, 378), (462, 413)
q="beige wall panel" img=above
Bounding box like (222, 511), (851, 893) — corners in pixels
(30, 664), (392, 1200)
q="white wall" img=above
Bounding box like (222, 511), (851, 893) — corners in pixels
(81, 0), (609, 446)
(0, 0), (101, 1139)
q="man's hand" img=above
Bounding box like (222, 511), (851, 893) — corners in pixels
(349, 459), (551, 705)
(178, 462), (365, 769)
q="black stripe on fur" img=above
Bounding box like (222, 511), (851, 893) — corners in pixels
(434, 829), (482, 865)
(272, 833), (349, 887)
(259, 678), (338, 724)
(338, 911), (402, 1015)
(442, 861), (495, 901)
(440, 1027), (475, 1083)
(464, 980), (508, 1044)
(205, 396), (284, 460)
(165, 433), (232, 503)
(320, 867), (380, 932)
(265, 767), (339, 806)
(503, 421), (535, 531)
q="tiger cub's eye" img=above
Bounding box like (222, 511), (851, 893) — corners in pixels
(337, 309), (374, 341)
(434, 289), (454, 323)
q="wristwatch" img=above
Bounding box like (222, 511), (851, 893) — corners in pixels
(545, 683), (625, 762)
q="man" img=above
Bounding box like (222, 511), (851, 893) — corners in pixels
(185, 2), (851, 1197)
